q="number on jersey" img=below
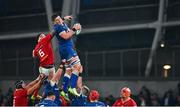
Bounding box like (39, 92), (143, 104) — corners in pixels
(38, 49), (45, 57)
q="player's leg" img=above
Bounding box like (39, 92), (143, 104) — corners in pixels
(31, 67), (54, 102)
(51, 67), (63, 84)
(31, 67), (55, 99)
(62, 67), (71, 92)
(48, 67), (55, 80)
(68, 56), (82, 96)
(77, 66), (83, 91)
(60, 67), (72, 101)
(39, 67), (52, 80)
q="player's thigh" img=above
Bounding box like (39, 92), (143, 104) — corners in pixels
(49, 67), (55, 75)
(66, 47), (78, 61)
(39, 67), (52, 76)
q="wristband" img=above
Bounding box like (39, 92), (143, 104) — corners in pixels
(72, 28), (77, 32)
(79, 72), (83, 77)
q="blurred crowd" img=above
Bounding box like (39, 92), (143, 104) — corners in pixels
(0, 82), (180, 106)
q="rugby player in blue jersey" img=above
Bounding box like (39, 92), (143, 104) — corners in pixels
(71, 85), (90, 106)
(52, 14), (82, 98)
(37, 91), (57, 106)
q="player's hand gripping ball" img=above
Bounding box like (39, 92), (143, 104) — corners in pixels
(73, 23), (82, 35)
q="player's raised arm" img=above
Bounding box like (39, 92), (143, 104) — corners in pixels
(24, 74), (43, 89)
(52, 14), (81, 40)
(60, 23), (81, 40)
(63, 15), (73, 21)
(26, 79), (42, 95)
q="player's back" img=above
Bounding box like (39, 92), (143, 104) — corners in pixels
(54, 23), (74, 47)
(37, 99), (57, 107)
(85, 101), (105, 106)
(71, 94), (87, 106)
(13, 89), (28, 106)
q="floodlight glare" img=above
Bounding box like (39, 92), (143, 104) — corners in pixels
(163, 64), (171, 70)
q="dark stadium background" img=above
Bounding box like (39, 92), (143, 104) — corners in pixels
(0, 0), (180, 106)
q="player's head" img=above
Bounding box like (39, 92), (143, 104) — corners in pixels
(89, 90), (100, 102)
(81, 85), (90, 96)
(47, 90), (56, 101)
(52, 14), (63, 24)
(121, 87), (131, 98)
(15, 80), (25, 89)
(37, 33), (46, 42)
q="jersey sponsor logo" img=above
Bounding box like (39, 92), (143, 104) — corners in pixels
(54, 88), (59, 91)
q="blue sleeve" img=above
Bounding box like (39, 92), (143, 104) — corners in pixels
(54, 24), (65, 34)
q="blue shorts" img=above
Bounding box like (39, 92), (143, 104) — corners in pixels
(59, 46), (77, 61)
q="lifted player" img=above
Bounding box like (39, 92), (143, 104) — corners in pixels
(32, 32), (55, 80)
(52, 14), (82, 96)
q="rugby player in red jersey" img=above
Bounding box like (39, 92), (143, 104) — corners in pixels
(32, 32), (56, 101)
(33, 32), (55, 80)
(112, 87), (137, 107)
(13, 75), (43, 106)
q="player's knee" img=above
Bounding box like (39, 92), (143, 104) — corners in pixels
(73, 63), (82, 73)
(65, 67), (72, 75)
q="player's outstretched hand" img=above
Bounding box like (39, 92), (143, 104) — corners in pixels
(63, 15), (73, 20)
(73, 23), (81, 30)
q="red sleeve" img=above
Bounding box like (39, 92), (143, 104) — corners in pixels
(131, 99), (137, 106)
(112, 99), (121, 107)
(40, 33), (53, 45)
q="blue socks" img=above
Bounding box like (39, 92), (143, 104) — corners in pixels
(62, 73), (70, 93)
(70, 71), (79, 88)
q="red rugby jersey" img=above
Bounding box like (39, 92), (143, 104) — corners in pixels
(33, 34), (54, 67)
(13, 89), (28, 106)
(112, 98), (137, 107)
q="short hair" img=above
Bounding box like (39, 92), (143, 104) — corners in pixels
(51, 14), (61, 21)
(89, 90), (100, 101)
(35, 33), (42, 41)
(15, 80), (24, 89)
(121, 87), (131, 94)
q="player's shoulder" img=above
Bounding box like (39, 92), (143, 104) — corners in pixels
(130, 98), (137, 105)
(97, 101), (105, 106)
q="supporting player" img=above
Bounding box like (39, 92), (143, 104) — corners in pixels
(52, 14), (83, 97)
(112, 87), (137, 107)
(37, 90), (57, 106)
(85, 90), (105, 106)
(13, 75), (43, 106)
(71, 85), (90, 106)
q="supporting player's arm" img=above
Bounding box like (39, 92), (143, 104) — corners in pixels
(24, 75), (43, 89)
(26, 79), (42, 95)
